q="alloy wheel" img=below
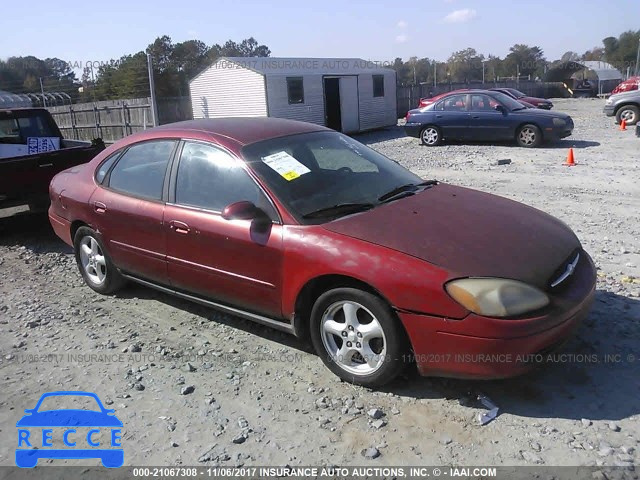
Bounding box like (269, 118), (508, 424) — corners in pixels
(421, 127), (439, 145)
(79, 235), (107, 286)
(320, 300), (387, 375)
(620, 109), (636, 123)
(518, 127), (537, 146)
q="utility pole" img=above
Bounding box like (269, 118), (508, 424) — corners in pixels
(39, 77), (47, 107)
(147, 53), (159, 127)
(433, 61), (437, 87)
(89, 63), (97, 103)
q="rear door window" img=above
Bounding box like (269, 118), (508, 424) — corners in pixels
(107, 140), (176, 200)
(440, 94), (468, 112)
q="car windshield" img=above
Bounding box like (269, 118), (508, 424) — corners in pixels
(242, 131), (424, 223)
(506, 88), (526, 98)
(491, 91), (527, 111)
(37, 395), (102, 412)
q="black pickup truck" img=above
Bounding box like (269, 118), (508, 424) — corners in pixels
(0, 108), (105, 211)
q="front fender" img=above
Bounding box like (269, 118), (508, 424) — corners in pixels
(281, 225), (468, 320)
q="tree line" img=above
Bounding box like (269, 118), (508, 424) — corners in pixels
(393, 30), (639, 86)
(0, 36), (271, 103)
(0, 30), (638, 102)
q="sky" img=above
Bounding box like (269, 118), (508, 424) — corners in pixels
(1, 0), (638, 71)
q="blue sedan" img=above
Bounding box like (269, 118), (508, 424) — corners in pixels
(404, 90), (573, 147)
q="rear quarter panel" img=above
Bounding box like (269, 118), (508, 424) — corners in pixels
(48, 160), (102, 244)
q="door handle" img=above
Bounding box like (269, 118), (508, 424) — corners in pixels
(169, 220), (190, 234)
(472, 116), (481, 119)
(93, 201), (107, 213)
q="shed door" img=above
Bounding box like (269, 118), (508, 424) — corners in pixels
(339, 76), (360, 133)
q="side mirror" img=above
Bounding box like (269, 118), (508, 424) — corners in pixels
(24, 409), (34, 414)
(222, 201), (263, 221)
(494, 104), (506, 113)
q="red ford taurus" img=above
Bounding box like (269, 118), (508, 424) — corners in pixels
(48, 118), (596, 387)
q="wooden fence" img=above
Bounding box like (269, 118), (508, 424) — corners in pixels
(47, 97), (192, 143)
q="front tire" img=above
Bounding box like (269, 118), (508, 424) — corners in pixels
(516, 124), (542, 148)
(420, 126), (442, 146)
(310, 288), (408, 387)
(616, 105), (639, 125)
(73, 226), (124, 294)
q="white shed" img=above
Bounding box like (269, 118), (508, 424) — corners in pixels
(189, 57), (397, 133)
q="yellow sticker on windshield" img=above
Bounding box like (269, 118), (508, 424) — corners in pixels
(262, 151), (310, 181)
(282, 171), (300, 181)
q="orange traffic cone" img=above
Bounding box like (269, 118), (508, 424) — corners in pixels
(565, 148), (575, 166)
(620, 119), (627, 131)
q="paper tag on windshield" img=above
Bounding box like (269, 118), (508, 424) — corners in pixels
(262, 151), (310, 181)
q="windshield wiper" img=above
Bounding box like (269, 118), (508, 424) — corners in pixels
(302, 203), (375, 219)
(378, 180), (438, 203)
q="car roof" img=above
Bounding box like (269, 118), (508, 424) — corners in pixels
(439, 89), (500, 97)
(138, 117), (330, 147)
(0, 108), (49, 117)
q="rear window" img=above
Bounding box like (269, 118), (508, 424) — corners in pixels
(0, 113), (58, 144)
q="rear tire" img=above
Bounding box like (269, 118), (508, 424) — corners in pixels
(616, 105), (639, 125)
(516, 124), (542, 148)
(73, 226), (125, 295)
(420, 126), (442, 146)
(309, 287), (408, 387)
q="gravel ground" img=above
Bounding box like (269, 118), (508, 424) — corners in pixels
(0, 98), (639, 469)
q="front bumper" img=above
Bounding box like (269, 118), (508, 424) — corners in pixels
(556, 129), (573, 139)
(603, 105), (615, 117)
(398, 251), (596, 379)
(546, 126), (573, 140)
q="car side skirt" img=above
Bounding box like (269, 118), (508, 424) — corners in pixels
(120, 273), (296, 335)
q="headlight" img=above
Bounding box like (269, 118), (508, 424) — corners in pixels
(553, 117), (567, 126)
(605, 98), (613, 105)
(445, 278), (550, 318)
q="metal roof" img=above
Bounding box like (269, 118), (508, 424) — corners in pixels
(194, 56), (394, 80)
(0, 90), (32, 108)
(544, 60), (622, 82)
(578, 61), (623, 81)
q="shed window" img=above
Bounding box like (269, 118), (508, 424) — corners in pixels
(373, 75), (385, 97)
(287, 77), (304, 104)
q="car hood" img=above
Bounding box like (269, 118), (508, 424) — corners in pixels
(512, 108), (569, 120)
(523, 96), (552, 104)
(610, 90), (640, 102)
(16, 410), (123, 427)
(323, 183), (580, 288)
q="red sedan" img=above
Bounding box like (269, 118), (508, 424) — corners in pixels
(418, 89), (469, 108)
(48, 118), (596, 387)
